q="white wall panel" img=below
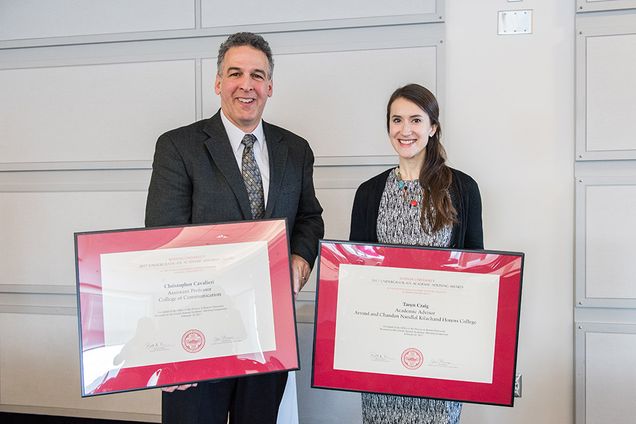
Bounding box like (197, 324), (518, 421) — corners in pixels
(201, 0), (436, 28)
(202, 46), (438, 158)
(0, 60), (196, 165)
(578, 328), (636, 424)
(586, 34), (636, 153)
(585, 184), (636, 299)
(316, 188), (356, 241)
(0, 313), (160, 416)
(577, 0), (636, 12)
(576, 14), (636, 161)
(576, 178), (636, 307)
(0, 0), (195, 41)
(200, 59), (221, 119)
(0, 191), (147, 286)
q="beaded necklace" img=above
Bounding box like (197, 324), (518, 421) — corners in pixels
(395, 168), (420, 207)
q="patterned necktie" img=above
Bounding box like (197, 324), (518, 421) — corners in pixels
(241, 134), (265, 219)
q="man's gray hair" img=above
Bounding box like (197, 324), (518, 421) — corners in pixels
(217, 32), (274, 78)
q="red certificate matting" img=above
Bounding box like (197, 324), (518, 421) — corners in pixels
(75, 219), (298, 397)
(312, 241), (523, 406)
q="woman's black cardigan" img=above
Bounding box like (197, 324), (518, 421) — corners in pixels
(349, 168), (484, 249)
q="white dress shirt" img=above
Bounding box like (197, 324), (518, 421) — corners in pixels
(220, 110), (270, 205)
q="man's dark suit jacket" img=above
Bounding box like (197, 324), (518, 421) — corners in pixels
(145, 111), (323, 423)
(145, 111), (324, 265)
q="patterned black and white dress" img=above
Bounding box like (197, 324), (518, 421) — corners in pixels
(361, 169), (461, 424)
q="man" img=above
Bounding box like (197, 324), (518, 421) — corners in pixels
(145, 32), (324, 424)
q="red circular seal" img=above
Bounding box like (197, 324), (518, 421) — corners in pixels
(181, 329), (205, 353)
(401, 348), (423, 370)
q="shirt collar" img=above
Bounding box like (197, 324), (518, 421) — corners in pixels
(220, 109), (266, 155)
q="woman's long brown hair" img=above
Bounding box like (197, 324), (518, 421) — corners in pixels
(386, 84), (457, 233)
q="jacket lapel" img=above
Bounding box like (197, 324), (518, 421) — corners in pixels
(264, 121), (288, 218)
(203, 112), (253, 219)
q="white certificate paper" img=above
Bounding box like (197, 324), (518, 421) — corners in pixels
(98, 241), (275, 369)
(334, 264), (500, 383)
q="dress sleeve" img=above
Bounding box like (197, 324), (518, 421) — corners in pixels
(463, 178), (484, 249)
(349, 181), (377, 243)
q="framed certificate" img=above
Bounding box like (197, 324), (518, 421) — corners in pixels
(75, 219), (298, 397)
(312, 241), (524, 406)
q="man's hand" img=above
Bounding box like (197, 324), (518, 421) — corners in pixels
(161, 383), (197, 393)
(291, 254), (310, 296)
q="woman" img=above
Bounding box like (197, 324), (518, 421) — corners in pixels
(349, 84), (483, 424)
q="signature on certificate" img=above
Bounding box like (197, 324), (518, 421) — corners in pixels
(369, 352), (395, 362)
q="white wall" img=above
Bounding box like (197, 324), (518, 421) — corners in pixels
(445, 2), (574, 423)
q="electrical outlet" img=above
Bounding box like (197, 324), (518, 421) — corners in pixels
(498, 10), (532, 35)
(514, 373), (522, 397)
